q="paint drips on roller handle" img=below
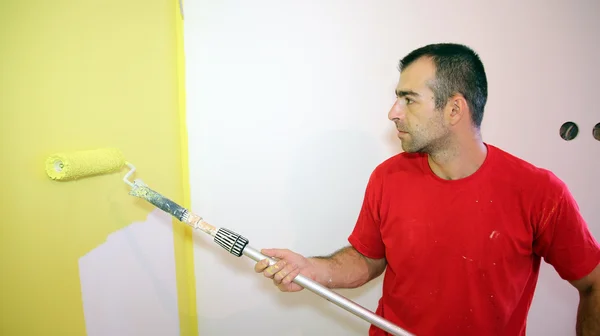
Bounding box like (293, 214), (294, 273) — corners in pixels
(129, 184), (217, 236)
(129, 184), (248, 256)
(129, 185), (186, 219)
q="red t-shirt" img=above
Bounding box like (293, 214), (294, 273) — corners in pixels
(348, 143), (600, 336)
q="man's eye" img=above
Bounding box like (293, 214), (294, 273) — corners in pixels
(405, 98), (414, 105)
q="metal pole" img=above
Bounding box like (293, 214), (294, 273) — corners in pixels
(242, 246), (415, 336)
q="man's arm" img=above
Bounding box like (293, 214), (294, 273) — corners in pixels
(310, 245), (387, 289)
(256, 245), (386, 292)
(530, 172), (600, 335)
(570, 263), (600, 336)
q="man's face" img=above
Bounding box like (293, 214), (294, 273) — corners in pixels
(388, 57), (451, 153)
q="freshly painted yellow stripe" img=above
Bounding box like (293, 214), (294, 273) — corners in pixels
(0, 0), (188, 334)
(172, 0), (199, 335)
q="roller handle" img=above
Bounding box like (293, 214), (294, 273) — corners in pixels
(212, 228), (415, 336)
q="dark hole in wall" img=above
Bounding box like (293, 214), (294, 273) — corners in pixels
(559, 121), (579, 141)
(593, 123), (600, 141)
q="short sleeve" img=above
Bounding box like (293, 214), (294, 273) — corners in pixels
(348, 169), (386, 259)
(532, 173), (600, 281)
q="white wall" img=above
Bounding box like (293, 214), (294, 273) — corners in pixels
(183, 1), (600, 335)
(79, 209), (180, 336)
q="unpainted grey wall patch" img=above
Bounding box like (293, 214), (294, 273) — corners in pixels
(593, 123), (600, 141)
(559, 121), (579, 141)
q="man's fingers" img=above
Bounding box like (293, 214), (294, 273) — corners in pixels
(281, 268), (301, 285)
(256, 248), (305, 292)
(254, 259), (270, 273)
(273, 263), (298, 284)
(263, 259), (287, 279)
(277, 270), (302, 292)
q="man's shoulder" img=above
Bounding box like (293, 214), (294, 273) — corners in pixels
(488, 144), (565, 192)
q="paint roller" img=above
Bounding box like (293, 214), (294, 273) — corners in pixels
(45, 147), (415, 336)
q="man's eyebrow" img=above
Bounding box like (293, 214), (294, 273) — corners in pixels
(395, 89), (420, 98)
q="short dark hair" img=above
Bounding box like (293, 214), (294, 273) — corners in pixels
(398, 43), (488, 128)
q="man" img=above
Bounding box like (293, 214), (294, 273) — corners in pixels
(254, 43), (600, 335)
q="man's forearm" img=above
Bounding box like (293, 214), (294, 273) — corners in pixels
(577, 286), (600, 336)
(308, 246), (385, 289)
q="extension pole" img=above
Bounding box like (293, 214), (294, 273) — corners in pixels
(129, 183), (415, 336)
(242, 246), (414, 336)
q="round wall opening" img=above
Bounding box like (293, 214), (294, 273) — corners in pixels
(593, 123), (600, 141)
(559, 121), (579, 141)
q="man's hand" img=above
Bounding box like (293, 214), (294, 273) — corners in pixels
(255, 245), (386, 292)
(254, 248), (318, 292)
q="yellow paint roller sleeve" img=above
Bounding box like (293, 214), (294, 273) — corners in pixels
(45, 148), (126, 181)
(0, 0), (197, 335)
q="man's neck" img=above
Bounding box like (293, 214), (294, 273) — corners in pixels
(427, 136), (488, 181)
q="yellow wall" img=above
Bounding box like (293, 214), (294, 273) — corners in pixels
(0, 0), (197, 335)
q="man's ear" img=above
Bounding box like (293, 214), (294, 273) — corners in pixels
(446, 94), (468, 126)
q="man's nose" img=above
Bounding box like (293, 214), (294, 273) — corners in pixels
(388, 99), (405, 121)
